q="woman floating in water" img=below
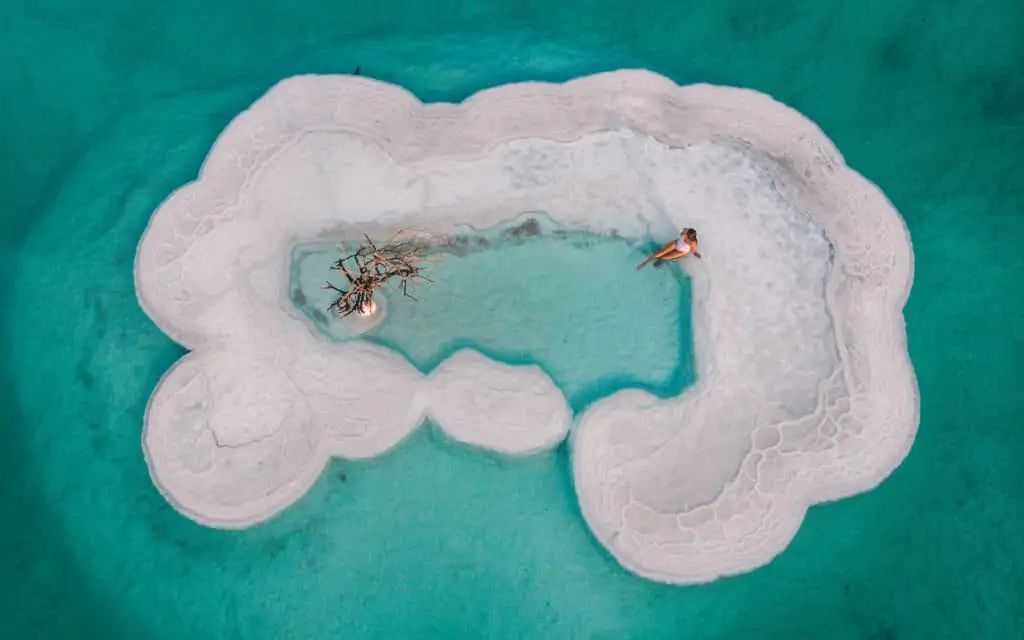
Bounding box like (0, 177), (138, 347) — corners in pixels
(636, 228), (702, 270)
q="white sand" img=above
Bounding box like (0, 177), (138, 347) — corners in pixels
(135, 70), (918, 584)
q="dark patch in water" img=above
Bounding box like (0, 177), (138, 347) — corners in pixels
(74, 360), (95, 389)
(291, 289), (307, 306)
(504, 217), (541, 238)
(976, 70), (1024, 122)
(90, 421), (109, 454)
(877, 37), (910, 74)
(311, 309), (327, 324)
(90, 293), (108, 325)
(442, 234), (490, 256)
(261, 536), (288, 561)
(444, 235), (472, 256)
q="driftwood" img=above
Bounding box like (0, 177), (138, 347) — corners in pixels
(324, 229), (436, 317)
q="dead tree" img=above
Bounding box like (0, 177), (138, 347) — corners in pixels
(324, 229), (436, 318)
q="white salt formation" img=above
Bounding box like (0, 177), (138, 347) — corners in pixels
(135, 70), (918, 584)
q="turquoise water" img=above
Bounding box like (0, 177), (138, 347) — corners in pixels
(2, 1), (1023, 639)
(292, 226), (694, 413)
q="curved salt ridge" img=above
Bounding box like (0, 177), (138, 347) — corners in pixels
(135, 69), (918, 581)
(425, 350), (572, 455)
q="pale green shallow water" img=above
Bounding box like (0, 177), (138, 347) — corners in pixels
(2, 1), (1023, 639)
(293, 228), (694, 412)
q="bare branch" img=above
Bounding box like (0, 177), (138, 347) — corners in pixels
(324, 228), (435, 318)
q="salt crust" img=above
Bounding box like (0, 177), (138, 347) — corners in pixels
(135, 70), (918, 584)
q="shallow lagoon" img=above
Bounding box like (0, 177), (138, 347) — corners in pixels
(292, 223), (693, 413)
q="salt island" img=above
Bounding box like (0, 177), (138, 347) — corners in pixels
(134, 70), (919, 585)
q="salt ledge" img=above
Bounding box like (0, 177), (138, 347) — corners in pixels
(135, 69), (919, 584)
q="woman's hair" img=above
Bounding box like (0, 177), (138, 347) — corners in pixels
(686, 228), (698, 242)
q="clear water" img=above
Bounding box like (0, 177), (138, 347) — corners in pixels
(2, 1), (1023, 639)
(292, 225), (694, 413)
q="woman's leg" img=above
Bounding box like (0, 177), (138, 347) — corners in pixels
(652, 243), (678, 259)
(637, 241), (678, 270)
(637, 248), (687, 270)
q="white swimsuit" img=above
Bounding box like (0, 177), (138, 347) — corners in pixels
(674, 237), (691, 254)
